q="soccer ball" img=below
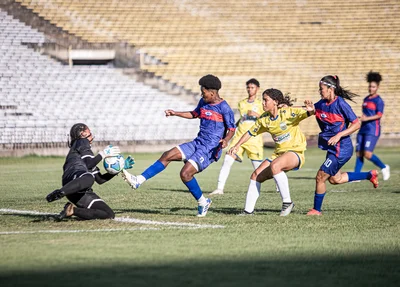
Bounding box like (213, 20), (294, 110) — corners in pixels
(103, 155), (125, 175)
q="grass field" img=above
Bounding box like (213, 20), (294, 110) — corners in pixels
(0, 147), (399, 287)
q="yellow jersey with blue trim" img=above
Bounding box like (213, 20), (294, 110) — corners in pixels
(236, 98), (264, 137)
(248, 107), (309, 154)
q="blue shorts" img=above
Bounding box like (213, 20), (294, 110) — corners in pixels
(178, 139), (222, 172)
(356, 134), (379, 152)
(320, 152), (352, 176)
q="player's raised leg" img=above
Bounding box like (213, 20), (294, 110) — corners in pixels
(121, 146), (182, 189)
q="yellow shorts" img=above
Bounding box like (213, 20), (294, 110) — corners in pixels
(267, 150), (306, 170)
(228, 136), (264, 162)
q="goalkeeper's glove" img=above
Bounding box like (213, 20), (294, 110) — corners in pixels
(99, 145), (120, 158)
(124, 155), (135, 169)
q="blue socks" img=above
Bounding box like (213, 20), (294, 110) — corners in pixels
(354, 157), (364, 172)
(184, 177), (203, 200)
(347, 172), (370, 182)
(355, 154), (386, 172)
(141, 160), (166, 180)
(313, 192), (326, 212)
(369, 154), (386, 169)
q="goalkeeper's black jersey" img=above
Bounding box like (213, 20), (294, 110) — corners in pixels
(62, 138), (99, 185)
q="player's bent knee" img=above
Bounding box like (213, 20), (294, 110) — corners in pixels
(328, 177), (339, 185)
(180, 170), (193, 182)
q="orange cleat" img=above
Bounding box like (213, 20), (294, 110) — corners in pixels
(369, 170), (379, 188)
(306, 208), (322, 216)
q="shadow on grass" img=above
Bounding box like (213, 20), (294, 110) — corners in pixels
(114, 208), (161, 215)
(0, 255), (399, 287)
(0, 213), (64, 222)
(149, 187), (188, 193)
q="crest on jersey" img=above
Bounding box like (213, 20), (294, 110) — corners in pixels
(280, 122), (287, 130)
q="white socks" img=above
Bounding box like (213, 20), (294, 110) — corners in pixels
(217, 155), (236, 190)
(137, 175), (146, 185)
(251, 160), (262, 170)
(273, 171), (291, 203)
(244, 179), (261, 213)
(198, 195), (207, 206)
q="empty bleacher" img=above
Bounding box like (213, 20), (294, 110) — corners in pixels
(11, 0), (399, 137)
(0, 10), (199, 146)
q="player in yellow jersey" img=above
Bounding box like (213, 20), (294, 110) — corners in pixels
(210, 79), (264, 195)
(229, 88), (314, 216)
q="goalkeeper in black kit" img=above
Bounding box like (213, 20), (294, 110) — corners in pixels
(45, 123), (134, 221)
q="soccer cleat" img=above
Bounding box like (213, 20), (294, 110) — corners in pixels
(238, 210), (254, 216)
(121, 169), (140, 189)
(209, 188), (224, 195)
(55, 202), (74, 221)
(369, 170), (379, 188)
(197, 198), (212, 217)
(306, 208), (322, 216)
(280, 202), (295, 216)
(381, 165), (390, 181)
(46, 189), (65, 202)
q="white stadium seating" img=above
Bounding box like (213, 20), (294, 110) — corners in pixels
(0, 10), (199, 144)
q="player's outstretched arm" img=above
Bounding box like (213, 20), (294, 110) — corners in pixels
(228, 132), (251, 156)
(165, 110), (194, 119)
(94, 172), (116, 184)
(303, 100), (315, 115)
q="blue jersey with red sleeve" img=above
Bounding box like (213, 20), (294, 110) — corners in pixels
(314, 96), (358, 156)
(191, 98), (236, 148)
(358, 95), (384, 136)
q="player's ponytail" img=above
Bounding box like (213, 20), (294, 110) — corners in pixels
(320, 75), (359, 102)
(263, 88), (294, 107)
(68, 123), (88, 147)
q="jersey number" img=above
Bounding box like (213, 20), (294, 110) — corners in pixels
(324, 158), (333, 168)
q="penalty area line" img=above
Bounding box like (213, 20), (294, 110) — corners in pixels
(0, 208), (225, 230)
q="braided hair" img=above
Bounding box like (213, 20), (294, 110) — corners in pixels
(319, 75), (359, 102)
(68, 123), (88, 147)
(366, 71), (382, 84)
(263, 88), (294, 107)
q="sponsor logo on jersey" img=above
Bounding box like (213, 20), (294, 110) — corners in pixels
(273, 133), (291, 144)
(205, 111), (212, 116)
(321, 113), (327, 118)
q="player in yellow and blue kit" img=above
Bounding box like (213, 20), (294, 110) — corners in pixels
(229, 88), (314, 216)
(354, 71), (390, 180)
(121, 75), (236, 217)
(306, 75), (379, 216)
(211, 78), (264, 195)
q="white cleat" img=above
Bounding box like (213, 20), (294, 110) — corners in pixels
(121, 169), (140, 189)
(280, 202), (295, 216)
(382, 165), (390, 181)
(210, 188), (224, 195)
(197, 198), (212, 217)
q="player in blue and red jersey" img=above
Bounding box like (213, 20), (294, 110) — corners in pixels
(354, 71), (390, 180)
(305, 75), (379, 216)
(121, 75), (236, 217)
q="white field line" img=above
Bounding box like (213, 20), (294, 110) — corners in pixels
(0, 227), (159, 235)
(0, 208), (225, 230)
(114, 217), (225, 229)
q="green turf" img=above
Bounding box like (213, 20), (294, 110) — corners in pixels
(0, 147), (399, 287)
